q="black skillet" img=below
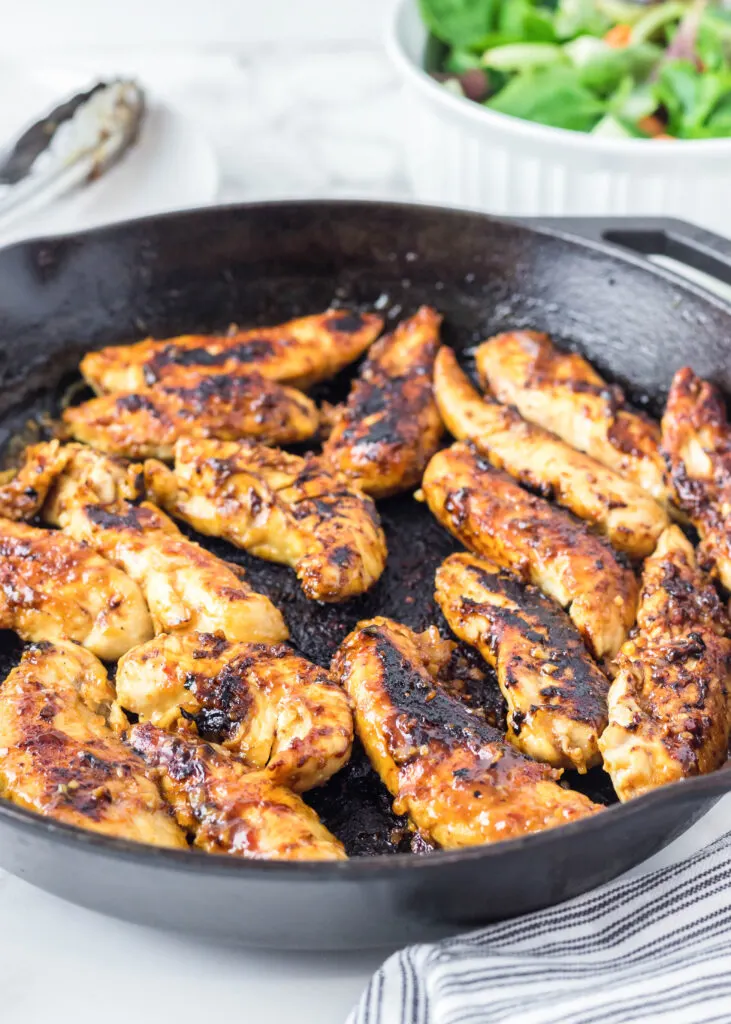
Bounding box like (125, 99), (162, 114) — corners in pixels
(1, 201), (731, 950)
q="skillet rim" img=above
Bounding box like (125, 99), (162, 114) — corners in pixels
(1, 197), (730, 879)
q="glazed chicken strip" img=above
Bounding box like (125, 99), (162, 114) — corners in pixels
(332, 617), (600, 848)
(0, 641), (186, 847)
(435, 552), (608, 772)
(434, 347), (668, 558)
(0, 518), (153, 661)
(145, 437), (387, 602)
(62, 373), (319, 460)
(81, 309), (384, 394)
(116, 632), (353, 792)
(422, 443), (638, 660)
(43, 446), (288, 644)
(475, 330), (672, 509)
(130, 724), (347, 860)
(322, 307), (444, 497)
(0, 440), (70, 520)
(662, 366), (731, 590)
(600, 526), (731, 801)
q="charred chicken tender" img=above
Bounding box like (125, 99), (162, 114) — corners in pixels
(144, 437), (388, 603)
(662, 366), (731, 591)
(0, 641), (186, 848)
(62, 372), (320, 460)
(434, 347), (668, 558)
(0, 440), (71, 521)
(322, 306), (444, 498)
(0, 518), (153, 661)
(129, 723), (347, 861)
(81, 309), (384, 395)
(422, 442), (638, 660)
(332, 617), (601, 848)
(435, 552), (609, 773)
(43, 446), (288, 644)
(115, 632), (353, 792)
(475, 330), (672, 510)
(600, 526), (731, 801)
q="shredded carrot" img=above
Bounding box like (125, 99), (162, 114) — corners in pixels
(604, 23), (632, 48)
(652, 133), (676, 140)
(638, 115), (667, 137)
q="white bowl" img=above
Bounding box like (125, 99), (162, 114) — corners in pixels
(388, 0), (731, 232)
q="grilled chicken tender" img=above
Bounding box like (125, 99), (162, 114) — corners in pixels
(332, 617), (600, 848)
(0, 440), (70, 520)
(81, 309), (384, 394)
(322, 307), (444, 497)
(130, 724), (347, 860)
(435, 552), (609, 772)
(476, 331), (672, 509)
(434, 347), (668, 558)
(422, 443), (638, 660)
(62, 373), (319, 460)
(662, 367), (731, 590)
(116, 632), (353, 792)
(0, 518), (153, 661)
(145, 437), (388, 602)
(43, 446), (288, 644)
(0, 641), (186, 847)
(600, 526), (731, 801)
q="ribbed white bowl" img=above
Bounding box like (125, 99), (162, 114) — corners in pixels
(388, 0), (731, 232)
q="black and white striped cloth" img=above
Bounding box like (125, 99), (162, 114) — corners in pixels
(349, 803), (731, 1024)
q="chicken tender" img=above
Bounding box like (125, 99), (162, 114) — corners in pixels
(116, 632), (353, 792)
(0, 440), (70, 520)
(62, 373), (319, 460)
(422, 442), (638, 660)
(435, 552), (608, 772)
(145, 437), (387, 602)
(81, 309), (383, 394)
(662, 366), (731, 590)
(434, 347), (667, 558)
(0, 518), (153, 661)
(476, 330), (672, 509)
(322, 307), (443, 497)
(43, 446), (288, 644)
(332, 617), (600, 848)
(129, 724), (347, 860)
(0, 641), (186, 847)
(600, 526), (731, 801)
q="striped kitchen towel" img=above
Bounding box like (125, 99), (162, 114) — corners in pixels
(349, 820), (731, 1024)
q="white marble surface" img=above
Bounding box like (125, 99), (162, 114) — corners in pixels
(2, 9), (731, 1023)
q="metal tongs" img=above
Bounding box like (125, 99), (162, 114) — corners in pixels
(0, 79), (145, 226)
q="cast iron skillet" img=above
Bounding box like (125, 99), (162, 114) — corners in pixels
(1, 202), (731, 950)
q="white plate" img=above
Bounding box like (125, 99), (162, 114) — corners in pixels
(0, 68), (219, 247)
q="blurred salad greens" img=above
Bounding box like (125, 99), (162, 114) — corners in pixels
(420, 0), (731, 137)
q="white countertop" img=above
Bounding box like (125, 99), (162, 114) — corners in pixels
(2, 9), (731, 1023)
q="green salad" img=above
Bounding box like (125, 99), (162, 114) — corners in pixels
(420, 0), (731, 138)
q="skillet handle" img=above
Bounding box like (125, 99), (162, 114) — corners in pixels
(525, 216), (731, 290)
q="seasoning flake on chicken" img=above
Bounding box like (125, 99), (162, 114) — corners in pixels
(435, 552), (609, 772)
(144, 437), (387, 602)
(116, 631), (353, 792)
(81, 309), (384, 394)
(434, 347), (668, 558)
(0, 440), (71, 520)
(322, 307), (444, 497)
(130, 723), (347, 860)
(475, 330), (673, 510)
(0, 640), (186, 847)
(599, 525), (731, 801)
(422, 442), (638, 660)
(62, 373), (320, 460)
(332, 617), (600, 848)
(662, 366), (731, 590)
(0, 517), (153, 661)
(43, 445), (288, 644)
